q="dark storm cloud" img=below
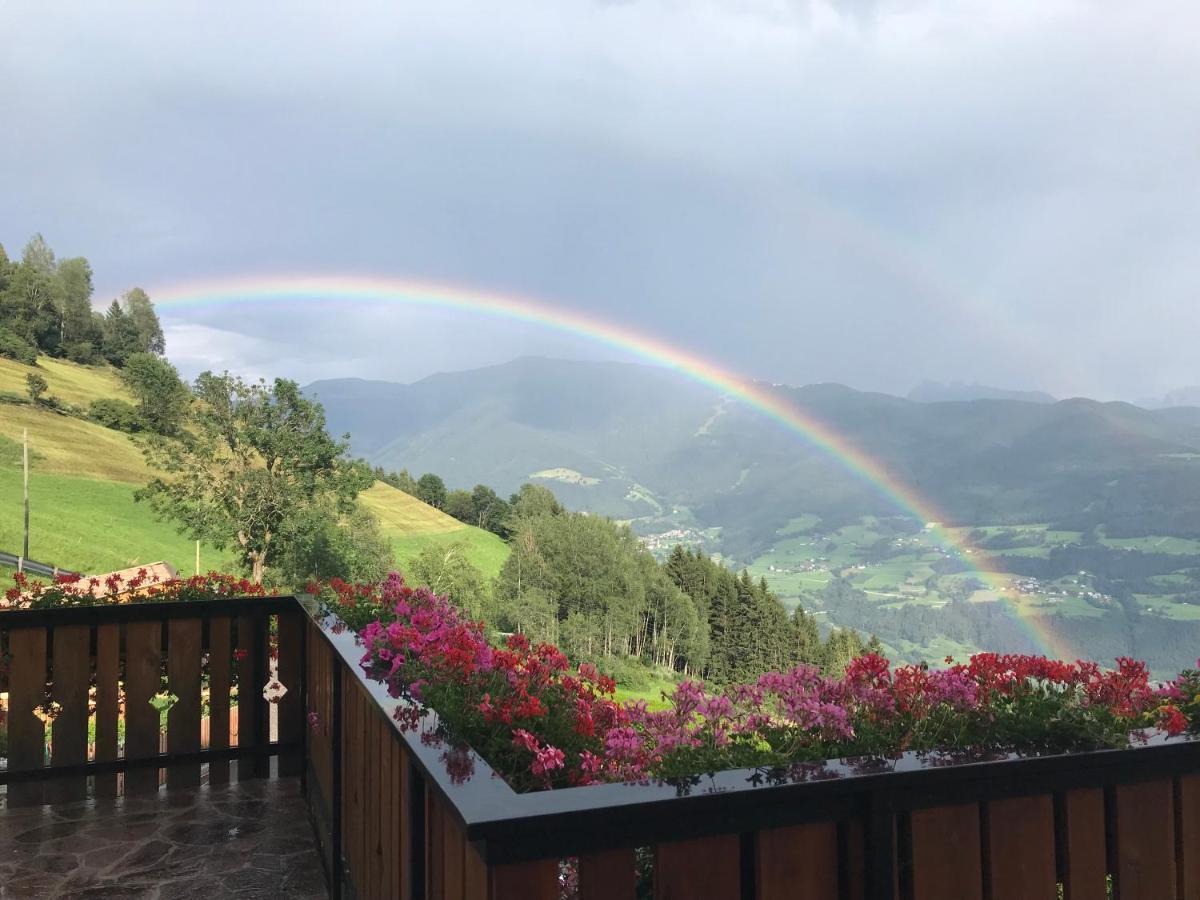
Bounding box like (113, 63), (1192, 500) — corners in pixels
(1, 1), (1197, 398)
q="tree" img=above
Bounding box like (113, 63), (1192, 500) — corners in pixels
(101, 300), (141, 366)
(270, 501), (394, 584)
(121, 287), (165, 355)
(21, 234), (56, 273)
(470, 484), (510, 535)
(407, 542), (489, 618)
(508, 483), (563, 520)
(57, 257), (101, 360)
(3, 257), (63, 353)
(415, 472), (447, 509)
(120, 352), (190, 435)
(25, 373), (48, 404)
(139, 373), (371, 583)
(443, 489), (476, 523)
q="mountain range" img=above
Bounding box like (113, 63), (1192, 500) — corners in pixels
(308, 356), (1200, 563)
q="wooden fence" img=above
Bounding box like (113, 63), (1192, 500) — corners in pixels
(0, 597), (304, 805)
(4, 597), (1200, 900)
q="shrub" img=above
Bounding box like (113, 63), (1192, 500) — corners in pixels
(62, 340), (102, 365)
(0, 328), (37, 364)
(25, 373), (48, 403)
(88, 398), (142, 432)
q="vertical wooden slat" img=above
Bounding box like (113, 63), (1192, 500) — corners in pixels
(579, 848), (637, 900)
(442, 800), (467, 900)
(94, 622), (120, 799)
(1180, 775), (1200, 900)
(910, 804), (983, 900)
(490, 859), (560, 900)
(381, 718), (395, 900)
(345, 676), (357, 891)
(235, 613), (257, 779)
(369, 707), (382, 900)
(756, 822), (838, 900)
(1062, 788), (1107, 900)
(208, 616), (231, 785)
(352, 681), (367, 897)
(343, 673), (356, 892)
(400, 742), (413, 900)
(1115, 780), (1176, 900)
(167, 618), (202, 788)
(464, 839), (488, 900)
(843, 818), (867, 900)
(7, 627), (47, 807)
(123, 620), (162, 794)
(48, 624), (90, 802)
(986, 795), (1057, 900)
(276, 610), (303, 775)
(428, 784), (445, 900)
(655, 834), (741, 900)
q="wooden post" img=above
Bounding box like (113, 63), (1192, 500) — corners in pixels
(22, 427), (30, 560)
(195, 540), (200, 576)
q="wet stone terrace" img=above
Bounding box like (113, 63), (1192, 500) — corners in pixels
(0, 778), (327, 899)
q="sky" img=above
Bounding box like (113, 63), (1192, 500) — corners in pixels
(2, 0), (1198, 400)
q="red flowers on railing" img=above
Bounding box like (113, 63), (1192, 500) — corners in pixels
(339, 573), (1200, 793)
(3, 570), (273, 609)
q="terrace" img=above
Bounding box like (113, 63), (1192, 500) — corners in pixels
(1, 593), (1198, 899)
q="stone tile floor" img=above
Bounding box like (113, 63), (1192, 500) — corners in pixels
(0, 778), (328, 899)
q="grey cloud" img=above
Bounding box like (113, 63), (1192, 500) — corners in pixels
(1, 0), (1198, 399)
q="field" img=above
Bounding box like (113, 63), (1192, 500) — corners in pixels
(0, 465), (236, 574)
(740, 512), (1200, 663)
(0, 356), (510, 582)
(362, 482), (510, 579)
(0, 356), (131, 408)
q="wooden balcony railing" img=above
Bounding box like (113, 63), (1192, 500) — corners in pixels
(0, 596), (304, 804)
(3, 596), (1199, 900)
(302, 603), (1200, 900)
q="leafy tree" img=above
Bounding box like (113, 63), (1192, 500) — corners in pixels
(120, 352), (190, 434)
(21, 234), (56, 273)
(3, 256), (63, 353)
(270, 501), (394, 585)
(470, 484), (510, 535)
(101, 300), (141, 366)
(121, 287), (165, 355)
(57, 257), (101, 358)
(415, 472), (447, 509)
(139, 373), (371, 583)
(443, 489), (476, 523)
(24, 373), (48, 404)
(407, 542), (490, 618)
(508, 483), (563, 520)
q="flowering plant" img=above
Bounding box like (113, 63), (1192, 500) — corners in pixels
(3, 570), (272, 610)
(346, 573), (1200, 792)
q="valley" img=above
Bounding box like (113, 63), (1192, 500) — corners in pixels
(312, 356), (1200, 672)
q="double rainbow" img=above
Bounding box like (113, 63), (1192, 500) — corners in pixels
(150, 273), (1070, 659)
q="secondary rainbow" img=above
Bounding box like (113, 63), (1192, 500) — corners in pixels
(150, 273), (1072, 659)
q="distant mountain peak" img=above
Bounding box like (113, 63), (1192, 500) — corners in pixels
(1134, 387), (1200, 410)
(907, 380), (1056, 405)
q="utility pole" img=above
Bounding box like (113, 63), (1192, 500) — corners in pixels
(22, 428), (30, 561)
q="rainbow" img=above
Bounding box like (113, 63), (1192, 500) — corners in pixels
(150, 273), (1072, 659)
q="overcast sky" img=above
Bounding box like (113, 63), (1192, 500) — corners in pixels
(2, 1), (1198, 399)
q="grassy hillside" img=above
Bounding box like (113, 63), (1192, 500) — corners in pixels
(0, 356), (132, 407)
(0, 463), (237, 574)
(361, 481), (510, 579)
(0, 356), (509, 579)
